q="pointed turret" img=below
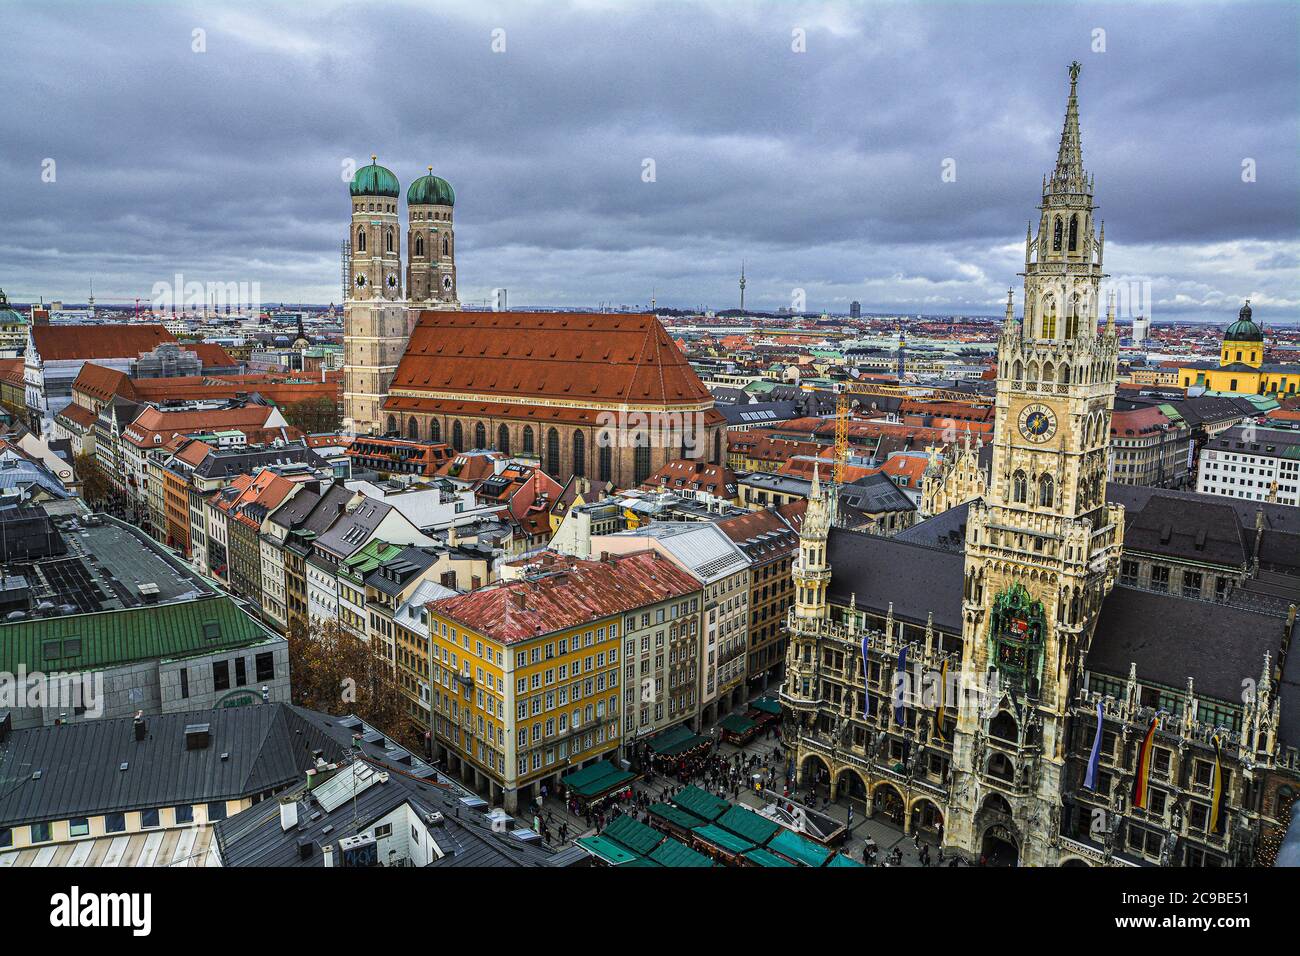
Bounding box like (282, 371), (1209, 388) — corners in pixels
(1047, 61), (1089, 197)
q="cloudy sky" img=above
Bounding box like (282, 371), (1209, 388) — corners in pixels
(1, 0), (1296, 321)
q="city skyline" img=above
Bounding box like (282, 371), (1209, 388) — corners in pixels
(1, 1), (1297, 320)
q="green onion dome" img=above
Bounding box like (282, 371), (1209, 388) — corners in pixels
(350, 156), (400, 198)
(407, 167), (456, 207)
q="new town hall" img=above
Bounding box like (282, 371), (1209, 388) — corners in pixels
(781, 65), (1300, 867)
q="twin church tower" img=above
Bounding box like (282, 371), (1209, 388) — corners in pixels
(343, 157), (459, 435)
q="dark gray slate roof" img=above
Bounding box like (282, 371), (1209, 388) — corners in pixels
(1089, 585), (1294, 703)
(896, 500), (971, 552)
(0, 704), (346, 828)
(313, 497), (393, 560)
(1280, 638), (1300, 752)
(841, 471), (915, 515)
(215, 759), (557, 868)
(363, 545), (444, 597)
(826, 528), (964, 632)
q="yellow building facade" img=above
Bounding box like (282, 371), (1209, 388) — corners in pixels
(1177, 302), (1300, 395)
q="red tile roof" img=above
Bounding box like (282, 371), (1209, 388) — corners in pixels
(641, 459), (737, 497)
(123, 404), (283, 447)
(429, 550), (701, 644)
(32, 324), (175, 361)
(390, 312), (712, 407)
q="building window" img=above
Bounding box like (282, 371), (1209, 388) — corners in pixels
(29, 822), (51, 844)
(213, 660), (230, 691)
(174, 805), (194, 824)
(599, 443), (612, 482)
(356, 228), (366, 252)
(1182, 571), (1203, 598)
(141, 809), (160, 829)
(235, 657), (247, 686)
(256, 652), (275, 682)
(1150, 566), (1170, 592)
(522, 425), (534, 455)
(1120, 560), (1139, 587)
(572, 430), (586, 477)
(634, 436), (651, 485)
(1038, 474), (1054, 507)
(1012, 470), (1027, 504)
(69, 817), (90, 838)
(475, 422), (487, 448)
(452, 421), (463, 451)
(546, 428), (561, 476)
(105, 813), (126, 834)
(497, 424), (510, 455)
(180, 667), (189, 699)
(207, 802), (227, 822)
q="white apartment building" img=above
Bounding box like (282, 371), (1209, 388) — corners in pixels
(1196, 424), (1300, 506)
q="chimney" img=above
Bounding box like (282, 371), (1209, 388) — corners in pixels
(322, 843), (335, 868)
(279, 797), (299, 832)
(133, 712), (147, 741)
(512, 590), (528, 611)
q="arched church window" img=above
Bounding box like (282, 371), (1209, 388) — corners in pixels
(1038, 474), (1054, 507)
(452, 421), (463, 451)
(415, 236), (424, 257)
(356, 228), (366, 252)
(546, 428), (561, 476)
(522, 425), (535, 455)
(475, 423), (487, 448)
(408, 417), (419, 440)
(443, 236), (450, 257)
(634, 434), (652, 485)
(386, 229), (394, 253)
(1068, 214), (1078, 251)
(1012, 470), (1027, 503)
(572, 430), (586, 477)
(430, 419), (441, 442)
(497, 424), (510, 455)
(714, 430), (722, 464)
(1041, 298), (1056, 339)
(1052, 217), (1063, 251)
(599, 443), (612, 482)
(1065, 295), (1080, 340)
(386, 415), (397, 434)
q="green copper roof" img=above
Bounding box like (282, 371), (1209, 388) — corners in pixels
(407, 171), (455, 207)
(1224, 302), (1263, 343)
(350, 160), (400, 198)
(0, 595), (278, 673)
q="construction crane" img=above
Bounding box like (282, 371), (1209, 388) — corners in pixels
(828, 379), (991, 503)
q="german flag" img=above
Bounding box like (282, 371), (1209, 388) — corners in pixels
(1131, 715), (1159, 809)
(1209, 735), (1225, 833)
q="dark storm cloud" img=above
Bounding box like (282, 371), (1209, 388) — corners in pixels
(0, 0), (1295, 320)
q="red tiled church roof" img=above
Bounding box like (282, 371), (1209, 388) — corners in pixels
(389, 312), (713, 407)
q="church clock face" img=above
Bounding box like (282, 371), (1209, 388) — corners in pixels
(1018, 403), (1057, 443)
(385, 272), (398, 290)
(441, 274), (454, 292)
(354, 273), (367, 290)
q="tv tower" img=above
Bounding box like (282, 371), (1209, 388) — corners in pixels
(739, 261), (746, 312)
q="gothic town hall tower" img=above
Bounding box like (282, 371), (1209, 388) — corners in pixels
(944, 63), (1126, 866)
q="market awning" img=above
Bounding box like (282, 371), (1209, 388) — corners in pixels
(672, 785), (730, 822)
(744, 847), (796, 867)
(603, 814), (665, 857)
(768, 828), (832, 867)
(576, 835), (642, 866)
(692, 824), (755, 856)
(561, 760), (635, 799)
(717, 804), (781, 846)
(649, 838), (714, 868)
(649, 802), (707, 831)
(826, 852), (866, 867)
(750, 697), (781, 716)
(647, 723), (711, 757)
(718, 713), (758, 736)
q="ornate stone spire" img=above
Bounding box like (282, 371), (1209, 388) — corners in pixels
(1047, 61), (1089, 197)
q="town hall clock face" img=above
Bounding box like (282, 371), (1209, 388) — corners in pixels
(1018, 403), (1057, 443)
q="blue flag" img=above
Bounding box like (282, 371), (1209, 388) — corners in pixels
(893, 645), (908, 725)
(1083, 700), (1104, 790)
(860, 634), (871, 719)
